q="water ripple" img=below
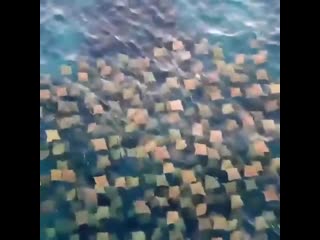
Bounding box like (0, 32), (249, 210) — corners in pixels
(41, 0), (279, 77)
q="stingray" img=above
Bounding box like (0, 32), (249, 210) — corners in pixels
(40, 31), (280, 240)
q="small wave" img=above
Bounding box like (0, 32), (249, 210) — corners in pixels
(206, 28), (245, 37)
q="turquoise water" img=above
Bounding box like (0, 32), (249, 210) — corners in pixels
(41, 0), (280, 239)
(175, 0), (280, 77)
(40, 0), (279, 154)
(40, 0), (279, 77)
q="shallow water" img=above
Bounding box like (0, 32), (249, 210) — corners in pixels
(40, 1), (280, 239)
(40, 0), (279, 77)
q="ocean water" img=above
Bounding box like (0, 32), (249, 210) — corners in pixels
(40, 0), (280, 239)
(40, 0), (280, 162)
(40, 0), (279, 77)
